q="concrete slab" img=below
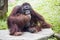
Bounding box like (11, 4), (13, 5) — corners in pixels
(0, 28), (54, 40)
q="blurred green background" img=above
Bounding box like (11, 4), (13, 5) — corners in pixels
(0, 0), (60, 40)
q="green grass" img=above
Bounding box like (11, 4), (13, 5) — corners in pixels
(0, 0), (60, 33)
(0, 0), (60, 40)
(48, 37), (57, 40)
(0, 20), (7, 30)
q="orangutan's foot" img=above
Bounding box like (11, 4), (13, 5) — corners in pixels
(28, 26), (41, 33)
(14, 32), (23, 36)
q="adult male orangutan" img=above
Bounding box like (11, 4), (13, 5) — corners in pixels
(7, 3), (51, 36)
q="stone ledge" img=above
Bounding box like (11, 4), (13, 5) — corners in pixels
(0, 28), (54, 40)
